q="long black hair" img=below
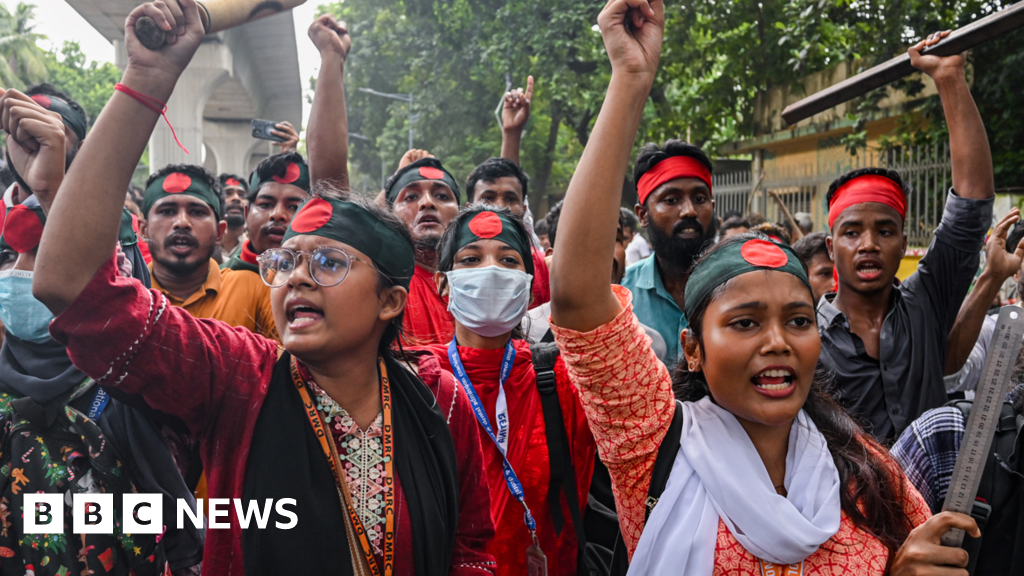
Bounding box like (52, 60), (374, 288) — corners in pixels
(674, 233), (915, 563)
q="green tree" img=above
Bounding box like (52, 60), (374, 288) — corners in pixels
(43, 40), (121, 126)
(0, 2), (46, 90)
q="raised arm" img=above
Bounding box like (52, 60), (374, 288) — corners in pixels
(33, 0), (204, 314)
(768, 189), (805, 242)
(910, 31), (993, 201)
(549, 0), (663, 332)
(945, 209), (1023, 375)
(499, 76), (532, 164)
(306, 14), (351, 187)
(0, 89), (67, 213)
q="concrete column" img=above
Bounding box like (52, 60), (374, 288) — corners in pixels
(149, 41), (232, 173)
(202, 120), (260, 176)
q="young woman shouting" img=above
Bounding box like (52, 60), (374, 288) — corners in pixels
(410, 206), (595, 576)
(546, 0), (982, 573)
(27, 1), (495, 574)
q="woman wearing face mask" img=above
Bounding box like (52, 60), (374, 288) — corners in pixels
(547, 1), (981, 574)
(410, 205), (596, 576)
(27, 1), (496, 575)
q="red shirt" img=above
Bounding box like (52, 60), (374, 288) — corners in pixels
(530, 248), (550, 309)
(416, 340), (595, 576)
(50, 257), (497, 576)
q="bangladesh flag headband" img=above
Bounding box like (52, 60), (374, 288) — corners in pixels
(143, 171), (222, 220)
(30, 94), (87, 142)
(385, 158), (461, 205)
(452, 210), (532, 272)
(282, 197), (415, 289)
(249, 159), (310, 193)
(683, 238), (812, 320)
(0, 196), (46, 254)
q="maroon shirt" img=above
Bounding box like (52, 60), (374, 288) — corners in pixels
(50, 257), (497, 576)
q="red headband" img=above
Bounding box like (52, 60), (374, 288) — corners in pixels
(828, 174), (907, 228)
(637, 156), (712, 205)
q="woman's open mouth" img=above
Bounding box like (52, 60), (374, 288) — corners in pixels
(751, 366), (797, 398)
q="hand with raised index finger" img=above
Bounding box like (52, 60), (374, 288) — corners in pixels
(502, 75), (533, 133)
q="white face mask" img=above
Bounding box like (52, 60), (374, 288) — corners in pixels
(446, 266), (533, 338)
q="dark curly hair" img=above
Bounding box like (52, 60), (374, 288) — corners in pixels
(249, 151), (307, 201)
(673, 233), (915, 565)
(632, 140), (713, 205)
(465, 157), (529, 202)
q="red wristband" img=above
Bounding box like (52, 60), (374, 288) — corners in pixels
(114, 83), (189, 154)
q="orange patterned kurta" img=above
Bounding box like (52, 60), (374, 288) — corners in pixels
(549, 285), (932, 574)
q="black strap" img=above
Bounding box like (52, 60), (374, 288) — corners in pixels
(541, 328), (555, 343)
(531, 342), (588, 551)
(645, 400), (684, 522)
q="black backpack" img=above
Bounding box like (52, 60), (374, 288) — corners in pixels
(946, 399), (1024, 576)
(531, 340), (684, 576)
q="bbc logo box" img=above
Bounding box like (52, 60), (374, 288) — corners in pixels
(23, 493), (163, 534)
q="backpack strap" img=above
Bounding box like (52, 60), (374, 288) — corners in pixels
(608, 400), (684, 576)
(530, 341), (588, 551)
(645, 400), (684, 522)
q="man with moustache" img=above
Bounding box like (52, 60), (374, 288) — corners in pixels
(217, 173), (248, 261)
(384, 156), (463, 344)
(621, 141), (717, 367)
(221, 152), (310, 274)
(141, 164), (278, 340)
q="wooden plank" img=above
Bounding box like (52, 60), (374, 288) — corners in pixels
(782, 1), (1024, 125)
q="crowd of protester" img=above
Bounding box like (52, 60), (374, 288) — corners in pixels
(0, 0), (1022, 574)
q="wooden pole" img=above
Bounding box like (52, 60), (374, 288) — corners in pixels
(781, 1), (1024, 125)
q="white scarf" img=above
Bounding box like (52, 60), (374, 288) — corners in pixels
(627, 397), (842, 575)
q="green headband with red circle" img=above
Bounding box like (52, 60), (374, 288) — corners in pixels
(0, 201), (46, 254)
(282, 196), (415, 289)
(143, 171), (222, 220)
(683, 237), (811, 319)
(454, 210), (531, 264)
(249, 159), (310, 193)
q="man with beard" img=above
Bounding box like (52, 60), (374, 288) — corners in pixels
(221, 152), (309, 274)
(2, 83), (152, 287)
(216, 173), (248, 261)
(621, 140), (716, 367)
(384, 156), (463, 344)
(141, 164), (278, 340)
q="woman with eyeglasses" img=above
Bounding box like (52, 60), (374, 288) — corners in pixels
(27, 1), (496, 575)
(409, 205), (596, 576)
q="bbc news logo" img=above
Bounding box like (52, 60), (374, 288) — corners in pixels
(23, 494), (298, 534)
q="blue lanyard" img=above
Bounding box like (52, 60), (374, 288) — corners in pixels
(448, 337), (537, 532)
(87, 386), (110, 420)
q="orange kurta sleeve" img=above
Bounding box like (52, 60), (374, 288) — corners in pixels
(549, 285), (674, 557)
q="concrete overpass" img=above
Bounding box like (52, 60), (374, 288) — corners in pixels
(66, 0), (303, 177)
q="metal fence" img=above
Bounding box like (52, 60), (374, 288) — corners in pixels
(712, 142), (951, 247)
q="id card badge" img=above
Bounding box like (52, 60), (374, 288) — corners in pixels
(526, 543), (548, 576)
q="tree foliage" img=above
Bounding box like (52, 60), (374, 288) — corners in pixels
(43, 41), (121, 126)
(0, 2), (46, 91)
(323, 0), (1024, 203)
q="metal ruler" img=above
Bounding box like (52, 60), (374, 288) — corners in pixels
(940, 306), (1024, 547)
